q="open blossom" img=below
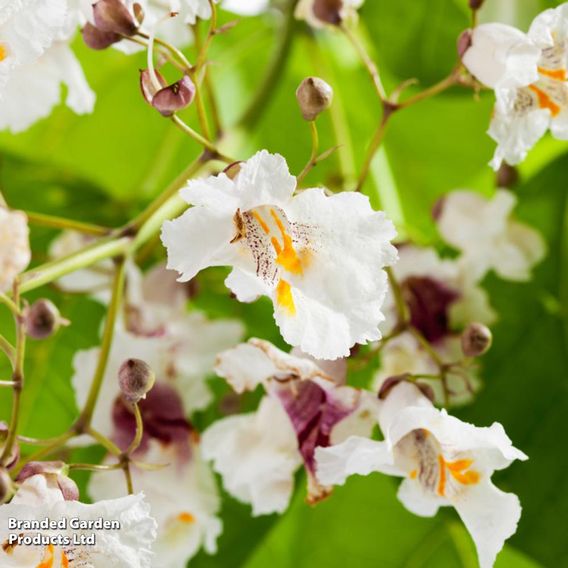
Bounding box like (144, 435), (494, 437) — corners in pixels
(161, 150), (397, 360)
(0, 474), (156, 567)
(315, 382), (528, 568)
(0, 0), (95, 132)
(0, 207), (30, 293)
(436, 190), (546, 282)
(202, 339), (377, 513)
(383, 245), (496, 341)
(295, 0), (364, 27)
(89, 383), (222, 567)
(462, 4), (568, 168)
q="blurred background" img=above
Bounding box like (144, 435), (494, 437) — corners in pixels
(0, 0), (566, 566)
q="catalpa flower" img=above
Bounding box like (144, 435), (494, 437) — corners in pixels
(0, 0), (95, 132)
(89, 383), (222, 567)
(383, 245), (496, 342)
(316, 381), (527, 568)
(0, 207), (30, 293)
(161, 150), (397, 360)
(462, 4), (568, 168)
(436, 190), (546, 282)
(0, 474), (157, 567)
(295, 0), (364, 28)
(202, 339), (376, 513)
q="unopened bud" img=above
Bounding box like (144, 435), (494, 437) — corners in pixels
(296, 77), (333, 121)
(133, 2), (145, 26)
(313, 0), (343, 25)
(0, 468), (13, 504)
(223, 161), (243, 180)
(82, 22), (121, 50)
(140, 70), (195, 117)
(461, 323), (492, 357)
(378, 374), (410, 399)
(119, 358), (155, 403)
(17, 461), (79, 501)
(469, 0), (485, 9)
(93, 0), (138, 36)
(496, 163), (519, 188)
(24, 299), (68, 340)
(457, 29), (473, 59)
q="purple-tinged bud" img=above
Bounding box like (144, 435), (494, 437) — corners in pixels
(17, 461), (79, 501)
(378, 374), (410, 399)
(140, 70), (195, 117)
(82, 22), (121, 50)
(461, 323), (492, 357)
(223, 161), (243, 180)
(296, 77), (333, 121)
(152, 75), (196, 117)
(496, 163), (519, 188)
(0, 468), (13, 504)
(469, 0), (485, 9)
(312, 0), (343, 25)
(118, 358), (156, 403)
(93, 0), (138, 36)
(431, 196), (446, 221)
(24, 299), (68, 340)
(0, 422), (19, 470)
(133, 2), (145, 26)
(457, 29), (473, 59)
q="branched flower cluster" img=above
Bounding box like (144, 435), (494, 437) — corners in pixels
(0, 0), (557, 567)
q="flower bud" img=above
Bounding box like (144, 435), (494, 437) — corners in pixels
(82, 23), (121, 50)
(93, 0), (138, 36)
(24, 299), (68, 340)
(223, 161), (243, 180)
(496, 163), (519, 188)
(140, 70), (196, 117)
(0, 468), (13, 504)
(461, 323), (492, 357)
(457, 29), (473, 59)
(296, 77), (333, 121)
(312, 0), (343, 26)
(17, 461), (79, 501)
(378, 374), (410, 399)
(118, 358), (156, 403)
(469, 0), (485, 9)
(133, 2), (145, 26)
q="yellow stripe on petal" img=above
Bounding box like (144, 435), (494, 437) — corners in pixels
(276, 279), (296, 315)
(529, 84), (561, 116)
(36, 545), (55, 568)
(0, 43), (8, 62)
(538, 66), (566, 80)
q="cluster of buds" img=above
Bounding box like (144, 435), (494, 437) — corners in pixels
(83, 0), (144, 50)
(17, 461), (80, 501)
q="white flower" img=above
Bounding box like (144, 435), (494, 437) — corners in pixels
(222, 0), (269, 16)
(0, 207), (30, 293)
(383, 245), (496, 341)
(161, 150), (397, 360)
(202, 395), (302, 516)
(373, 333), (480, 407)
(437, 190), (546, 282)
(315, 382), (528, 568)
(89, 440), (222, 568)
(0, 475), (157, 567)
(202, 339), (377, 513)
(0, 0), (95, 132)
(463, 5), (568, 168)
(295, 0), (364, 28)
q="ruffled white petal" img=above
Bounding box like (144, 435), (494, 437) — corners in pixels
(201, 396), (302, 516)
(0, 208), (30, 293)
(397, 478), (442, 518)
(463, 23), (540, 89)
(315, 436), (402, 486)
(453, 481), (522, 568)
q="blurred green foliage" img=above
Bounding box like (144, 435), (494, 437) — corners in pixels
(0, 1), (566, 567)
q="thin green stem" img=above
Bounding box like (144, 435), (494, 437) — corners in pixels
(356, 114), (391, 192)
(297, 120), (320, 184)
(0, 380), (16, 388)
(24, 212), (110, 236)
(171, 115), (229, 159)
(77, 258), (126, 428)
(0, 293), (20, 316)
(126, 404), (144, 456)
(341, 24), (387, 101)
(18, 236), (131, 295)
(397, 70), (460, 110)
(69, 462), (123, 472)
(386, 267), (410, 325)
(12, 431), (75, 475)
(238, 0), (299, 129)
(87, 427), (122, 456)
(0, 335), (15, 367)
